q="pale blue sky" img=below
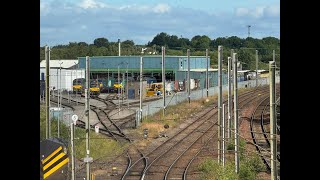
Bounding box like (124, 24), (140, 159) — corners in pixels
(40, 0), (280, 46)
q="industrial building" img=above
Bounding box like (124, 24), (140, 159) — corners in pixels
(40, 59), (84, 91)
(78, 56), (228, 91)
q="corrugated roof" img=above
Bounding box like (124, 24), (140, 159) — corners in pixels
(178, 68), (218, 72)
(40, 59), (78, 69)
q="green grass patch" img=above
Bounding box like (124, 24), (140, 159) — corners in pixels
(198, 158), (238, 180)
(40, 105), (127, 160)
(198, 154), (265, 180)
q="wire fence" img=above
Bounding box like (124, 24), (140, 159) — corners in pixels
(139, 76), (279, 120)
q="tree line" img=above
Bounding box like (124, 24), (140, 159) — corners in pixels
(40, 32), (280, 70)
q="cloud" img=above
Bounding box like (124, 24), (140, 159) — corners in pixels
(264, 5), (280, 17)
(153, 3), (170, 13)
(235, 5), (279, 18)
(235, 8), (249, 17)
(81, 25), (87, 29)
(40, 1), (50, 16)
(78, 0), (107, 9)
(117, 3), (170, 14)
(40, 1), (279, 46)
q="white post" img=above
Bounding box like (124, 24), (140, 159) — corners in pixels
(228, 57), (232, 140)
(206, 49), (209, 98)
(270, 54), (277, 180)
(187, 49), (190, 104)
(162, 46), (166, 117)
(139, 57), (143, 125)
(233, 53), (239, 173)
(218, 45), (223, 163)
(85, 56), (91, 180)
(45, 46), (51, 138)
(222, 104), (226, 167)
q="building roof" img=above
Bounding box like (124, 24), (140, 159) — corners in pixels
(40, 59), (78, 69)
(258, 70), (268, 73)
(79, 55), (206, 58)
(178, 68), (218, 72)
(238, 70), (251, 73)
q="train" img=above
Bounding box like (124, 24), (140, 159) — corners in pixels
(72, 78), (101, 96)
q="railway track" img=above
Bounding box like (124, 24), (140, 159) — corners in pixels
(150, 88), (271, 180)
(120, 86), (270, 180)
(249, 93), (280, 177)
(51, 94), (147, 179)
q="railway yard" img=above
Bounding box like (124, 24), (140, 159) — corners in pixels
(42, 83), (280, 180)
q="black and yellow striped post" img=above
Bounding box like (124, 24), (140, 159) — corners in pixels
(41, 146), (69, 179)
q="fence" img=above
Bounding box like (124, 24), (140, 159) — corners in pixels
(137, 76), (280, 123)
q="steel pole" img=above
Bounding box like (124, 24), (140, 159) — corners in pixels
(256, 50), (258, 87)
(118, 65), (120, 115)
(206, 49), (209, 97)
(218, 45), (223, 163)
(126, 63), (129, 108)
(122, 72), (125, 106)
(222, 104), (226, 167)
(118, 39), (121, 56)
(85, 56), (91, 180)
(56, 68), (59, 137)
(162, 46), (166, 117)
(270, 55), (277, 180)
(107, 68), (109, 93)
(45, 46), (50, 138)
(228, 57), (232, 140)
(71, 121), (75, 180)
(139, 57), (143, 124)
(187, 49), (190, 104)
(58, 61), (63, 138)
(233, 53), (239, 173)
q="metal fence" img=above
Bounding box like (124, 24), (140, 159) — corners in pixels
(139, 76), (279, 121)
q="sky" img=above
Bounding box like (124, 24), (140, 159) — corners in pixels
(40, 0), (280, 46)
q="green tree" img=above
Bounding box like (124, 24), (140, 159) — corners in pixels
(191, 35), (211, 50)
(150, 32), (170, 46)
(93, 37), (109, 47)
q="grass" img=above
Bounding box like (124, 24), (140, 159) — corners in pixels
(198, 153), (265, 180)
(138, 97), (216, 139)
(40, 105), (127, 160)
(198, 158), (238, 180)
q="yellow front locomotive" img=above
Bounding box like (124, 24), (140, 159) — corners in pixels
(72, 78), (85, 94)
(72, 78), (101, 97)
(89, 79), (101, 97)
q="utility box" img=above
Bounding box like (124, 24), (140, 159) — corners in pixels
(128, 89), (135, 99)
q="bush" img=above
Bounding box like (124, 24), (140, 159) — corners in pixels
(227, 142), (234, 151)
(239, 153), (266, 180)
(198, 152), (265, 180)
(198, 159), (238, 180)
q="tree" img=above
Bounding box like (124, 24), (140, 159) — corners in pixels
(149, 32), (170, 46)
(238, 49), (254, 70)
(179, 38), (191, 48)
(78, 42), (88, 46)
(191, 35), (211, 49)
(93, 37), (109, 47)
(122, 40), (135, 46)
